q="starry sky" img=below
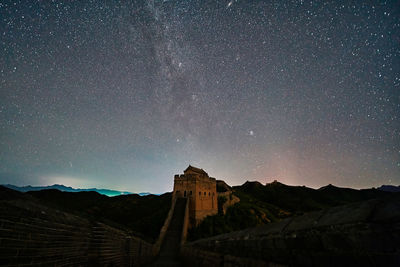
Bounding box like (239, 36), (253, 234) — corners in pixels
(1, 0), (399, 193)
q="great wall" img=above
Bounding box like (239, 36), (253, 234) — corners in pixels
(1, 166), (399, 266)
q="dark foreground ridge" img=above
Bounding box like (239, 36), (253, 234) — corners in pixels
(181, 196), (400, 266)
(1, 184), (399, 266)
(0, 186), (154, 266)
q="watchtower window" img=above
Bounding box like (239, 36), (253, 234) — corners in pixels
(184, 191), (186, 197)
(204, 192), (206, 196)
(190, 191), (192, 195)
(199, 192), (201, 196)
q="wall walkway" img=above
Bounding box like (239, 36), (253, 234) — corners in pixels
(2, 187), (398, 267)
(150, 197), (188, 266)
(181, 197), (400, 267)
(0, 195), (153, 266)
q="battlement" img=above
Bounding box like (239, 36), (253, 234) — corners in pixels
(174, 174), (216, 183)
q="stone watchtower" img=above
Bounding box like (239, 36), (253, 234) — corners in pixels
(173, 165), (218, 226)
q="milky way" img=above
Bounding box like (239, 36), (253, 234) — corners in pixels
(1, 0), (399, 193)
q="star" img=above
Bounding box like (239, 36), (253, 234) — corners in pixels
(0, 0), (398, 192)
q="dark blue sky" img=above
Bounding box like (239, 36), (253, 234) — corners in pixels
(1, 0), (399, 193)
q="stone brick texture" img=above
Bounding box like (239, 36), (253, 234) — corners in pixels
(181, 197), (400, 267)
(173, 166), (218, 226)
(0, 197), (153, 266)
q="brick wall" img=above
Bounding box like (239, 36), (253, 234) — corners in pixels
(181, 198), (400, 267)
(173, 171), (218, 226)
(217, 191), (240, 215)
(153, 196), (177, 255)
(0, 199), (154, 266)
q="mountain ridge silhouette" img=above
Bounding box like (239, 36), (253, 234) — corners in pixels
(2, 183), (153, 196)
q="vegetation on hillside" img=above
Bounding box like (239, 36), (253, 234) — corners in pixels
(3, 179), (396, 243)
(27, 189), (171, 242)
(189, 181), (395, 240)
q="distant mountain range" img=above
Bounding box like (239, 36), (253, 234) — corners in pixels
(3, 182), (397, 197)
(1, 180), (399, 242)
(0, 185), (171, 242)
(189, 180), (400, 240)
(2, 184), (152, 197)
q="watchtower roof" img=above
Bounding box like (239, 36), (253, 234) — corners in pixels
(184, 165), (208, 176)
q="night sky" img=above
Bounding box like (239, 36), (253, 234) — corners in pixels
(1, 0), (399, 193)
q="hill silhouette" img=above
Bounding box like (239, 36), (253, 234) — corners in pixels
(189, 180), (398, 240)
(2, 184), (150, 196)
(0, 186), (171, 242)
(378, 184), (400, 192)
(2, 180), (398, 243)
(237, 181), (391, 212)
(27, 189), (171, 241)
